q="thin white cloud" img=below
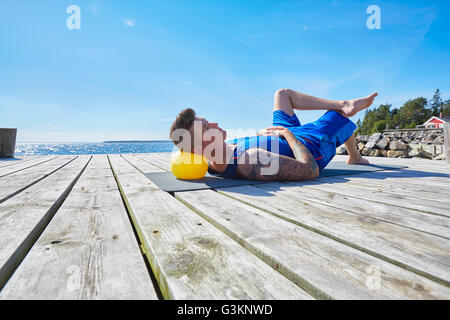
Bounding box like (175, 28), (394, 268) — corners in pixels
(122, 18), (135, 27)
(185, 81), (192, 85)
(303, 25), (308, 32)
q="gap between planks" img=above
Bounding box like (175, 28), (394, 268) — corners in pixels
(217, 185), (450, 288)
(123, 153), (450, 298)
(111, 154), (312, 299)
(0, 156), (79, 205)
(0, 156), (59, 178)
(0, 155), (158, 299)
(176, 189), (450, 299)
(0, 156), (92, 290)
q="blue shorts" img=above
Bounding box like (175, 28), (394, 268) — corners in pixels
(273, 110), (356, 170)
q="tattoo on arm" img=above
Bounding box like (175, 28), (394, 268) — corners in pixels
(284, 133), (319, 174)
(236, 148), (319, 181)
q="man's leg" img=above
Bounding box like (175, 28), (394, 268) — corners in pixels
(327, 111), (370, 165)
(274, 89), (378, 117)
(344, 133), (369, 165)
(273, 88), (375, 165)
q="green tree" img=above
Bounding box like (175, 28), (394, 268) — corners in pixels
(358, 104), (393, 134)
(405, 120), (417, 129)
(442, 99), (450, 117)
(388, 108), (399, 129)
(398, 97), (430, 128)
(355, 119), (362, 135)
(430, 89), (443, 116)
(372, 120), (387, 133)
(374, 104), (391, 120)
(356, 91), (446, 132)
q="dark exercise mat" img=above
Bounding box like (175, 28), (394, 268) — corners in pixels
(145, 162), (408, 193)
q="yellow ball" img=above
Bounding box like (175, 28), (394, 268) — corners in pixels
(170, 151), (208, 180)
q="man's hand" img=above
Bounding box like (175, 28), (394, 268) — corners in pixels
(257, 126), (294, 138)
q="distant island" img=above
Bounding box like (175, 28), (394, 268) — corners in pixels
(103, 140), (172, 143)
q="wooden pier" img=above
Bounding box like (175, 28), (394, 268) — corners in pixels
(0, 153), (449, 299)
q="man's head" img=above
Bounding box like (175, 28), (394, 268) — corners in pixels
(170, 108), (227, 156)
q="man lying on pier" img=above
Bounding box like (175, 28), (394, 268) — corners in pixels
(169, 89), (378, 181)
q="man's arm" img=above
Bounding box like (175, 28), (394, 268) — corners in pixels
(237, 126), (319, 181)
(281, 128), (320, 172)
(236, 147), (319, 181)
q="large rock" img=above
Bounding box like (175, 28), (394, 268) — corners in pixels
(357, 135), (370, 143)
(420, 148), (433, 159)
(402, 137), (412, 144)
(433, 153), (446, 161)
(408, 146), (432, 159)
(376, 137), (390, 150)
(336, 146), (348, 155)
(389, 140), (408, 150)
(365, 133), (383, 149)
(387, 150), (396, 158)
(387, 150), (408, 158)
(362, 148), (380, 157)
(357, 142), (366, 151)
(432, 137), (444, 145)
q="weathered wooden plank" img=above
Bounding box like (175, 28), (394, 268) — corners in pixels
(317, 169), (450, 195)
(131, 153), (449, 214)
(127, 153), (449, 236)
(393, 161), (449, 172)
(147, 152), (450, 178)
(0, 156), (77, 204)
(275, 181), (449, 239)
(0, 156), (42, 168)
(133, 153), (171, 171)
(0, 156), (58, 178)
(144, 152), (173, 163)
(333, 155), (448, 169)
(333, 155), (450, 173)
(121, 154), (166, 174)
(218, 184), (450, 286)
(377, 161), (449, 174)
(176, 189), (450, 299)
(0, 156), (158, 300)
(344, 167), (450, 188)
(147, 152), (449, 182)
(108, 154), (312, 300)
(299, 179), (450, 217)
(0, 156), (91, 290)
(316, 174), (450, 203)
(360, 155), (449, 167)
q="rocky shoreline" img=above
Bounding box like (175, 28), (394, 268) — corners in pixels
(337, 128), (446, 160)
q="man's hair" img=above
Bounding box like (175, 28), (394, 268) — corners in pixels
(170, 108), (196, 150)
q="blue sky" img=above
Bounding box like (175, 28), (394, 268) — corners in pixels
(1, 0), (449, 142)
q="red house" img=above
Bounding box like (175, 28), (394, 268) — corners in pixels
(423, 113), (450, 128)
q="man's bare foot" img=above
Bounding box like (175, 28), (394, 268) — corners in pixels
(342, 93), (378, 117)
(347, 156), (370, 165)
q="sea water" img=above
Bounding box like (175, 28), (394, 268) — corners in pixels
(14, 141), (175, 156)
